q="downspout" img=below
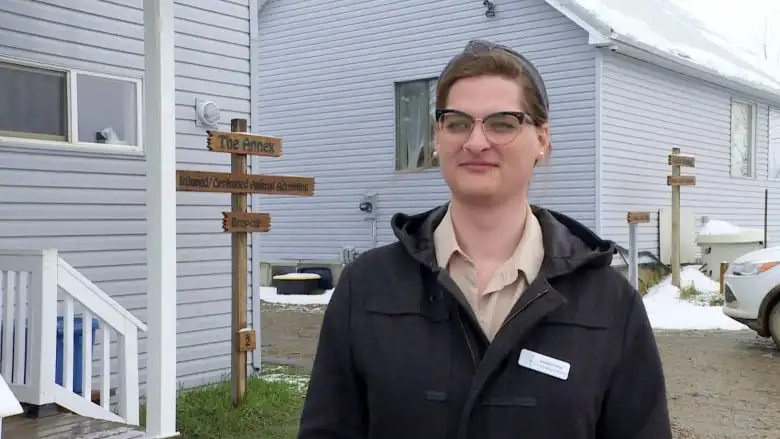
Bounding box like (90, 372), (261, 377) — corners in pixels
(249, 0), (262, 374)
(593, 50), (603, 236)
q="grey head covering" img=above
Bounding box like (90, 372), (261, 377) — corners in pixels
(438, 39), (550, 113)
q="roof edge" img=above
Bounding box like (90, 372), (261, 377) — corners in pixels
(608, 36), (780, 106)
(545, 0), (780, 106)
(545, 0), (612, 45)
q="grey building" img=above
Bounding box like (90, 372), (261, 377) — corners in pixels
(0, 0), (261, 395)
(254, 0), (780, 266)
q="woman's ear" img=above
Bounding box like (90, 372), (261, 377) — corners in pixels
(534, 123), (550, 167)
(536, 123), (550, 152)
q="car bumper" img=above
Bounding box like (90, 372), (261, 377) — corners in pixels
(721, 269), (772, 336)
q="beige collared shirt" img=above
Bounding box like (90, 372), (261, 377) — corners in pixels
(434, 204), (545, 341)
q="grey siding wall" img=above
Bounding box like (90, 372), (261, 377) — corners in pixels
(600, 52), (777, 257)
(253, 0), (597, 262)
(771, 107), (780, 178)
(0, 0), (252, 390)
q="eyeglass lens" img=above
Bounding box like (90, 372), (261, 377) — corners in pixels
(438, 112), (523, 146)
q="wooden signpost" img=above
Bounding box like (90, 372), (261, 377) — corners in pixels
(176, 118), (314, 407)
(667, 147), (695, 288)
(627, 211), (651, 289)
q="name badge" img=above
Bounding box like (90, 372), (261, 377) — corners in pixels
(518, 349), (570, 381)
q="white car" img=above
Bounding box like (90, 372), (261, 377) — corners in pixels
(722, 246), (780, 349)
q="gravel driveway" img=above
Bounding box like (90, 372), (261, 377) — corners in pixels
(260, 303), (780, 438)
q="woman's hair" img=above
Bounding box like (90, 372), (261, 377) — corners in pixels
(435, 40), (550, 128)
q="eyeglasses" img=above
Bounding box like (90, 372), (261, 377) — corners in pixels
(435, 109), (533, 146)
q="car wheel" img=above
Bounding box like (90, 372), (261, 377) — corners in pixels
(770, 302), (780, 350)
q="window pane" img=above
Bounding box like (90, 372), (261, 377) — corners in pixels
(77, 74), (137, 146)
(396, 81), (430, 170)
(0, 62), (67, 140)
(429, 79), (439, 167)
(770, 108), (780, 179)
(730, 101), (753, 177)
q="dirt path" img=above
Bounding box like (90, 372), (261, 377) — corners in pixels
(654, 330), (779, 439)
(261, 303), (780, 438)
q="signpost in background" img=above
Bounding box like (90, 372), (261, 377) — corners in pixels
(667, 147), (696, 288)
(176, 118), (315, 406)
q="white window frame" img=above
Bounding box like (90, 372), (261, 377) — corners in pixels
(0, 55), (143, 155)
(394, 78), (439, 172)
(729, 98), (757, 179)
(769, 106), (780, 180)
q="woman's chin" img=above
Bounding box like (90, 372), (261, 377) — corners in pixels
(450, 181), (502, 202)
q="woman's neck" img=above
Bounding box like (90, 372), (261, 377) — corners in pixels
(449, 196), (529, 264)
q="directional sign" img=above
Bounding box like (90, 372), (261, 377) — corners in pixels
(668, 154), (695, 168)
(627, 211), (651, 224)
(176, 170), (315, 196)
(667, 175), (696, 186)
(207, 130), (282, 157)
(222, 212), (271, 233)
(175, 118), (315, 408)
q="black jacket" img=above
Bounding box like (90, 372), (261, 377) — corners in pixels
(298, 205), (672, 439)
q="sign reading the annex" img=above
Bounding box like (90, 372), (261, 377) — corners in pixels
(207, 130), (282, 157)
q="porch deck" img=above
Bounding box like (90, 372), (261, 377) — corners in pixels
(3, 413), (145, 439)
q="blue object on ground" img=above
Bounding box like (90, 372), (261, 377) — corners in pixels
(54, 316), (100, 395)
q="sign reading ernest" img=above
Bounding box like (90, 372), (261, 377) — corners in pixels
(207, 130), (282, 157)
(222, 212), (271, 233)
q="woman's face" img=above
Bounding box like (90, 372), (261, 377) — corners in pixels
(435, 75), (549, 205)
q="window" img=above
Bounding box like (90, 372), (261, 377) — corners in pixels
(769, 107), (780, 179)
(730, 99), (755, 178)
(0, 62), (67, 141)
(0, 59), (141, 151)
(395, 78), (438, 171)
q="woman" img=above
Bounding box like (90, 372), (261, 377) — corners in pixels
(297, 39), (672, 439)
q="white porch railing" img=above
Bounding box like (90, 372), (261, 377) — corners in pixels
(0, 249), (147, 425)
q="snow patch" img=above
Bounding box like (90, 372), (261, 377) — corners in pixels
(643, 266), (746, 330)
(571, 0), (780, 95)
(698, 219), (742, 236)
(260, 365), (310, 393)
(258, 286), (333, 306)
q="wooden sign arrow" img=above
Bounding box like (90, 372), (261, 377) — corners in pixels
(667, 175), (696, 186)
(176, 170), (314, 196)
(627, 211), (651, 224)
(222, 212), (271, 233)
(207, 130), (282, 157)
(668, 154), (695, 168)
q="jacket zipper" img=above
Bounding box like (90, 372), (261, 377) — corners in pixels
(458, 288), (549, 370)
(497, 288), (549, 334)
(457, 314), (479, 369)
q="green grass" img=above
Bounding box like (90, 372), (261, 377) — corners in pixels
(638, 267), (666, 296)
(141, 365), (308, 439)
(679, 282), (699, 302)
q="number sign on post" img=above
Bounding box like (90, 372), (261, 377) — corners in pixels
(667, 147), (695, 288)
(175, 118), (315, 407)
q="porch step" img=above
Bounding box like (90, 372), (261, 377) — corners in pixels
(3, 412), (145, 438)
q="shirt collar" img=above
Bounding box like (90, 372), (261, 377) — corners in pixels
(433, 204), (545, 282)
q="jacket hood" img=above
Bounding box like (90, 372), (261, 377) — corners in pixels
(391, 203), (616, 279)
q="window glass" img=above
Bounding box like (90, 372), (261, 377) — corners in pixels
(730, 100), (754, 178)
(0, 62), (67, 141)
(77, 74), (138, 146)
(395, 79), (438, 171)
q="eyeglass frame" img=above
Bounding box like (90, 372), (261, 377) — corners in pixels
(434, 108), (535, 146)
